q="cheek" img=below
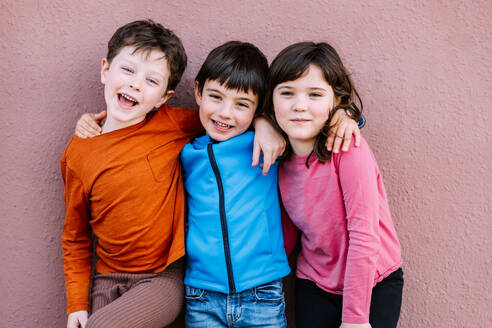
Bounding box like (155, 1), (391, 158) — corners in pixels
(198, 108), (209, 128)
(237, 110), (255, 129)
(199, 101), (215, 118)
(273, 101), (289, 122)
(313, 103), (331, 121)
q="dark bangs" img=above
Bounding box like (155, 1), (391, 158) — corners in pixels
(262, 42), (363, 165)
(195, 41), (269, 107)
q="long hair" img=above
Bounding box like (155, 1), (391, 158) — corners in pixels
(262, 42), (362, 164)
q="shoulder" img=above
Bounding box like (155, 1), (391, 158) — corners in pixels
(157, 104), (201, 135)
(61, 137), (86, 165)
(331, 135), (379, 173)
(332, 135), (372, 160)
(225, 132), (255, 146)
(159, 104), (198, 122)
(61, 136), (101, 174)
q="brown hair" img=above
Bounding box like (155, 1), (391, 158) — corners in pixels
(262, 41), (362, 164)
(106, 19), (187, 91)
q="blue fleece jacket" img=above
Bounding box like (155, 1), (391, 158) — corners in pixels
(180, 132), (290, 293)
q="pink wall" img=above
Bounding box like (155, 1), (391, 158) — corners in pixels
(1, 0), (491, 326)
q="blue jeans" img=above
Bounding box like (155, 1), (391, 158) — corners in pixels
(185, 279), (287, 328)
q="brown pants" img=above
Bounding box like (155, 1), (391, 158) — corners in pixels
(86, 259), (184, 328)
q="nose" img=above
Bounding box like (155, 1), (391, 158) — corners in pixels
(217, 101), (233, 118)
(293, 95), (308, 112)
(129, 75), (144, 92)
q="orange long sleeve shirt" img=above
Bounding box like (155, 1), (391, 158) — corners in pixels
(60, 105), (202, 314)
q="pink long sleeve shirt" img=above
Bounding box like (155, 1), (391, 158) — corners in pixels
(279, 136), (402, 324)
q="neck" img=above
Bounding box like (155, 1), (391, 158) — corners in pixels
(289, 138), (315, 157)
(102, 112), (144, 134)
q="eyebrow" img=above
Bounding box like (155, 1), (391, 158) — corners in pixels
(120, 59), (165, 79)
(237, 97), (256, 104)
(277, 85), (328, 92)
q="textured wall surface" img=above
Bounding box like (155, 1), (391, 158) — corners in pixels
(1, 0), (491, 327)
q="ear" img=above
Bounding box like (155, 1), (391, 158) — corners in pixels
(194, 81), (202, 107)
(155, 89), (174, 109)
(100, 58), (110, 84)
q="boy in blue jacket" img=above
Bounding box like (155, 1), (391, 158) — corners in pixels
(180, 41), (290, 327)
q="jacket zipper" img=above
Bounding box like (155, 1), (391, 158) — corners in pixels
(207, 143), (236, 293)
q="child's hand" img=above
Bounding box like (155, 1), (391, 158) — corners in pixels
(252, 117), (286, 176)
(340, 323), (371, 328)
(326, 110), (360, 153)
(75, 110), (107, 138)
(67, 310), (88, 328)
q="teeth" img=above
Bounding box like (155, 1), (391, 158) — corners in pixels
(214, 120), (231, 128)
(121, 93), (137, 103)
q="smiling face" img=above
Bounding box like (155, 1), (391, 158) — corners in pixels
(195, 79), (258, 142)
(101, 46), (174, 132)
(273, 64), (338, 156)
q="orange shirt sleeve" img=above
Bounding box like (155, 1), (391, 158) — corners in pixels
(60, 154), (93, 314)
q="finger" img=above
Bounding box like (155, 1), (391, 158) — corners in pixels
(80, 316), (88, 328)
(332, 128), (346, 154)
(85, 116), (103, 133)
(277, 140), (287, 158)
(341, 133), (352, 152)
(251, 141), (261, 167)
(274, 144), (285, 160)
(354, 126), (361, 147)
(262, 151), (273, 176)
(326, 130), (336, 151)
(340, 123), (352, 152)
(80, 124), (99, 138)
(67, 317), (77, 328)
(76, 124), (93, 138)
(94, 110), (107, 122)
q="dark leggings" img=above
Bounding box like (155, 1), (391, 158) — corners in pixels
(295, 268), (404, 328)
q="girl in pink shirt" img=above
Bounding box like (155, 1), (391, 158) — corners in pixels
(263, 42), (403, 328)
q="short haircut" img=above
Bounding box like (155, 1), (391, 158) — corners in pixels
(106, 19), (187, 91)
(195, 41), (269, 109)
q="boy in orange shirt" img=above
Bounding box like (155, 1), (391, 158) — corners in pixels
(61, 20), (287, 328)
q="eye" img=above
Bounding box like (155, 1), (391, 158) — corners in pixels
(209, 94), (222, 100)
(121, 66), (133, 73)
(310, 92), (322, 97)
(280, 91), (293, 96)
(147, 78), (159, 85)
(237, 102), (250, 109)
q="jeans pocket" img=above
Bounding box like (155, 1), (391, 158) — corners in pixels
(253, 279), (284, 303)
(185, 285), (206, 301)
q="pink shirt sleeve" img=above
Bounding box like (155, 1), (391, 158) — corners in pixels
(334, 139), (381, 323)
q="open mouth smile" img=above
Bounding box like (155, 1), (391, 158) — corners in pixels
(118, 93), (139, 108)
(212, 119), (233, 131)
